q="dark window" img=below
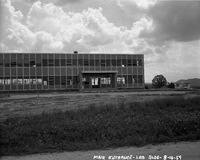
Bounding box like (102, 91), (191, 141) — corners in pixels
(122, 55), (126, 66)
(117, 59), (121, 66)
(73, 76), (78, 85)
(61, 55), (65, 66)
(67, 76), (72, 85)
(133, 75), (138, 83)
(61, 76), (66, 85)
(101, 55), (105, 66)
(84, 55), (89, 66)
(106, 59), (110, 66)
(30, 54), (35, 67)
(49, 59), (54, 66)
(24, 54), (29, 67)
(55, 59), (60, 66)
(4, 54), (10, 67)
(55, 76), (60, 85)
(66, 55), (71, 66)
(49, 76), (54, 85)
(95, 55), (100, 66)
(127, 55), (131, 66)
(138, 75), (143, 83)
(101, 59), (106, 66)
(17, 54), (23, 67)
(133, 59), (137, 66)
(43, 76), (48, 85)
(89, 55), (94, 66)
(72, 59), (77, 66)
(106, 55), (110, 66)
(11, 54), (16, 67)
(0, 54), (3, 66)
(138, 60), (142, 66)
(67, 59), (72, 66)
(95, 59), (100, 66)
(55, 54), (60, 66)
(128, 75), (132, 84)
(30, 61), (36, 67)
(117, 55), (121, 66)
(72, 55), (77, 66)
(42, 59), (48, 66)
(127, 59), (131, 66)
(90, 59), (94, 66)
(36, 54), (41, 67)
(112, 59), (116, 66)
(84, 59), (89, 66)
(78, 58), (83, 66)
(42, 55), (48, 67)
(61, 59), (65, 66)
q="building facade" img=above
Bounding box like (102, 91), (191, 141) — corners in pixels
(0, 53), (144, 91)
(175, 82), (190, 89)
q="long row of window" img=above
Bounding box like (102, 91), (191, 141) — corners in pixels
(0, 59), (143, 67)
(0, 75), (143, 85)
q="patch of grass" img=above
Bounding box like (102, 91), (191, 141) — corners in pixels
(1, 96), (200, 156)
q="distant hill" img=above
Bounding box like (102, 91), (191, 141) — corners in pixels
(176, 78), (200, 88)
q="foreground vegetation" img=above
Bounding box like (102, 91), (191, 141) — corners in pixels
(1, 96), (200, 156)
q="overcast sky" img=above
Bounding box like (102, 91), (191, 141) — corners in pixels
(0, 0), (200, 82)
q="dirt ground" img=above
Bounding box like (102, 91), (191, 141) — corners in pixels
(0, 90), (196, 121)
(1, 141), (200, 160)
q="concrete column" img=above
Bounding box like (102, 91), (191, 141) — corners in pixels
(79, 72), (82, 92)
(114, 73), (117, 89)
(111, 73), (117, 89)
(89, 77), (92, 89)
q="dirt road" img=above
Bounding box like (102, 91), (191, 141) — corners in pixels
(1, 141), (200, 160)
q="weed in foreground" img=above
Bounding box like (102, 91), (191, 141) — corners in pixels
(0, 96), (200, 156)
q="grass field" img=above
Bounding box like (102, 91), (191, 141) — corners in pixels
(0, 91), (200, 156)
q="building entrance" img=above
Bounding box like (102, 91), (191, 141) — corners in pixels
(91, 78), (100, 88)
(80, 71), (118, 91)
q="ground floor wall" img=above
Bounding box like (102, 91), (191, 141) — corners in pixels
(0, 74), (144, 91)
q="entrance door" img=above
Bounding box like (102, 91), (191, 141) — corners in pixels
(91, 77), (100, 88)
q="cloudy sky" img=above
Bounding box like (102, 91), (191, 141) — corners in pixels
(0, 0), (200, 82)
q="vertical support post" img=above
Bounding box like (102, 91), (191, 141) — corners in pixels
(114, 73), (117, 89)
(89, 77), (92, 89)
(79, 72), (82, 92)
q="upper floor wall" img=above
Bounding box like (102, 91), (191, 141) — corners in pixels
(0, 53), (144, 68)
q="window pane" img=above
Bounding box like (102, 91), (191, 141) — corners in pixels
(36, 54), (41, 67)
(0, 54), (3, 66)
(11, 54), (16, 67)
(122, 55), (126, 66)
(4, 54), (10, 67)
(30, 54), (36, 67)
(24, 54), (29, 67)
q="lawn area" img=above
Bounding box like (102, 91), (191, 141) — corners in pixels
(0, 95), (200, 156)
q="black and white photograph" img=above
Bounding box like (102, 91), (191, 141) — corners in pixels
(0, 0), (200, 159)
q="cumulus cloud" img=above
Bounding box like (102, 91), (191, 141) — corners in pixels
(0, 0), (64, 52)
(1, 0), (152, 53)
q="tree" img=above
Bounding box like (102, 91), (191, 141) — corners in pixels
(152, 74), (167, 88)
(167, 82), (175, 89)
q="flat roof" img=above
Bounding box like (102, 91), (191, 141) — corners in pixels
(0, 52), (144, 56)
